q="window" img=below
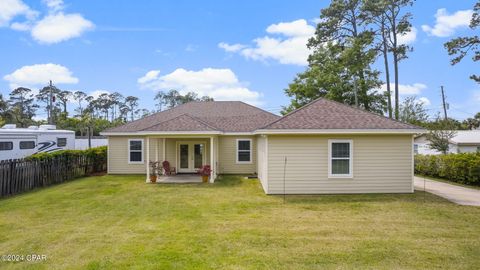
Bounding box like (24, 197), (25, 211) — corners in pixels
(57, 138), (67, 147)
(328, 140), (353, 178)
(20, 141), (35, 149)
(128, 139), (143, 163)
(0, 142), (13, 151)
(236, 139), (252, 163)
(414, 144), (419, 155)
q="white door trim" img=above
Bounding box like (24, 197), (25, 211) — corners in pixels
(176, 141), (206, 173)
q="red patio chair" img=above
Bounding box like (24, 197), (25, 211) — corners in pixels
(162, 161), (176, 175)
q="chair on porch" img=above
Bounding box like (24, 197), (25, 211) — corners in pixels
(162, 161), (176, 176)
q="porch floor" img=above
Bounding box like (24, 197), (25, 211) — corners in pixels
(156, 174), (202, 183)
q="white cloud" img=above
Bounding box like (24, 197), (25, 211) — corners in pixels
(3, 63), (79, 89)
(266, 19), (315, 37)
(381, 83), (427, 95)
(89, 90), (110, 99)
(42, 0), (64, 13)
(138, 70), (161, 84)
(0, 0), (37, 27)
(218, 42), (246, 52)
(138, 68), (263, 105)
(5, 0), (94, 44)
(10, 21), (32, 31)
(219, 19), (315, 66)
(418, 97), (431, 106)
(31, 13), (94, 44)
(397, 26), (417, 45)
(422, 8), (473, 37)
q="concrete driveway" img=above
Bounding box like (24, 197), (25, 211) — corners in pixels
(414, 176), (480, 206)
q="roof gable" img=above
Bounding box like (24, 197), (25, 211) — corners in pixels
(261, 98), (420, 130)
(106, 101), (280, 133)
(142, 114), (217, 132)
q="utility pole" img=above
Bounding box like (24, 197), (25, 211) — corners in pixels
(441, 86), (448, 121)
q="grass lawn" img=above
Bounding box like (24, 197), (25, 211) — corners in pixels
(1, 175), (480, 269)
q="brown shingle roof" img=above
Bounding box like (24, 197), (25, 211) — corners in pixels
(142, 114), (217, 132)
(106, 101), (280, 133)
(261, 98), (421, 130)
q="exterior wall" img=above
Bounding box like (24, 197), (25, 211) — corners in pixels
(266, 134), (413, 194)
(256, 135), (268, 192)
(75, 138), (108, 150)
(414, 135), (444, 155)
(218, 135), (257, 174)
(457, 145), (480, 153)
(414, 135), (480, 154)
(108, 136), (159, 174)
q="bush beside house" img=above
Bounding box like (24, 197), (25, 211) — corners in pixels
(415, 153), (480, 185)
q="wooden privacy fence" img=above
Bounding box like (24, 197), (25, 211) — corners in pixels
(0, 155), (107, 197)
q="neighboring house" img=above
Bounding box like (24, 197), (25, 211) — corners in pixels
(101, 98), (424, 194)
(414, 131), (480, 155)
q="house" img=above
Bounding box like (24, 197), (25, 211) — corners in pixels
(101, 98), (424, 194)
(414, 131), (480, 155)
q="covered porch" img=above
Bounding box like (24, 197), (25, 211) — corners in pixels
(157, 174), (202, 183)
(143, 135), (219, 183)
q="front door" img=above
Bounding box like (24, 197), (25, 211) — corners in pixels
(177, 142), (205, 173)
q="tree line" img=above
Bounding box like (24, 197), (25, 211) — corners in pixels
(283, 0), (480, 129)
(0, 86), (213, 136)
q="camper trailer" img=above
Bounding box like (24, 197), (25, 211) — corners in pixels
(0, 124), (75, 160)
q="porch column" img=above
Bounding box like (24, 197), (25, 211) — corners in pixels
(155, 138), (159, 163)
(162, 138), (166, 161)
(145, 137), (150, 183)
(210, 136), (215, 183)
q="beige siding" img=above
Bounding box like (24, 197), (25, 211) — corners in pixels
(256, 135), (268, 192)
(108, 136), (160, 174)
(218, 136), (257, 174)
(267, 135), (413, 194)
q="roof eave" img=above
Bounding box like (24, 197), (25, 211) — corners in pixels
(100, 131), (222, 136)
(254, 129), (427, 135)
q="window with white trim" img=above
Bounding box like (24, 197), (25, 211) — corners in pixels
(236, 139), (252, 163)
(128, 139), (144, 163)
(413, 144), (419, 155)
(328, 140), (353, 178)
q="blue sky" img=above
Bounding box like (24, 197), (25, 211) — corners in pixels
(0, 0), (478, 120)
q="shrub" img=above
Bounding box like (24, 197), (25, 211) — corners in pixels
(415, 153), (480, 185)
(26, 146), (107, 173)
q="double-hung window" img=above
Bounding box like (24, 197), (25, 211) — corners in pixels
(328, 140), (353, 178)
(236, 139), (252, 163)
(128, 139), (144, 164)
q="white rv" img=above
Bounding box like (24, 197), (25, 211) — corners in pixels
(0, 124), (75, 160)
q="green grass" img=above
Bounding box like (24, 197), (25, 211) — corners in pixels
(1, 175), (480, 269)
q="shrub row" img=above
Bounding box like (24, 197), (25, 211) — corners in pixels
(415, 153), (480, 185)
(26, 146), (107, 172)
